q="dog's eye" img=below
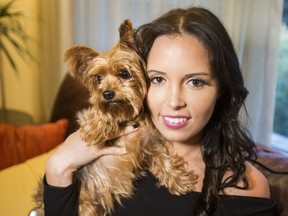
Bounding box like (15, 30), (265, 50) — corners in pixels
(95, 74), (103, 84)
(119, 70), (131, 79)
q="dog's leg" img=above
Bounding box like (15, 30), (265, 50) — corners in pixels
(77, 108), (120, 146)
(150, 147), (198, 195)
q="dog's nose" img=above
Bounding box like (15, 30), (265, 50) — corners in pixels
(103, 90), (115, 101)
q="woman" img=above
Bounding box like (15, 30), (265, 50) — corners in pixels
(43, 7), (276, 216)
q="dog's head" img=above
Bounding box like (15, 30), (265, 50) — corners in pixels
(64, 19), (147, 121)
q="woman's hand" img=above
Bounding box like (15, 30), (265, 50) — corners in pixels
(45, 125), (139, 187)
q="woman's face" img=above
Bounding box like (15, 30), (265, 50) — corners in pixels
(146, 34), (219, 146)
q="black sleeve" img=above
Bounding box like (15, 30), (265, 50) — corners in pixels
(43, 175), (79, 216)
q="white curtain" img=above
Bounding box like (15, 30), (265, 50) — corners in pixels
(70, 0), (283, 146)
(240, 1), (283, 146)
(39, 0), (73, 120)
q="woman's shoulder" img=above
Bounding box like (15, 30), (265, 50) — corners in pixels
(223, 161), (270, 199)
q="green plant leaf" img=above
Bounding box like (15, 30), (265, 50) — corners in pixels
(1, 30), (31, 59)
(0, 0), (34, 76)
(0, 40), (18, 75)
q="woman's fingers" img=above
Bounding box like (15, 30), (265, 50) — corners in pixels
(98, 146), (128, 156)
(115, 123), (140, 138)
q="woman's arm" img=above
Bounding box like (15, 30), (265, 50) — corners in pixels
(44, 175), (79, 216)
(43, 125), (139, 215)
(46, 126), (137, 187)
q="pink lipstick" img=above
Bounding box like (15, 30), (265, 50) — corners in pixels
(162, 116), (188, 129)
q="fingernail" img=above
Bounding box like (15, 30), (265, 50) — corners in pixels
(132, 122), (139, 128)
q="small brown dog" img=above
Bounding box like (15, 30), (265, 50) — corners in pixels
(33, 19), (197, 216)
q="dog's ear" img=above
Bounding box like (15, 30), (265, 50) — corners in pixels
(118, 19), (136, 49)
(64, 45), (99, 79)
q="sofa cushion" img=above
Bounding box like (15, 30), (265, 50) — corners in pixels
(0, 147), (56, 216)
(254, 144), (288, 216)
(0, 119), (68, 170)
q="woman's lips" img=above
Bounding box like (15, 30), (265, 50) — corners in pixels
(162, 116), (188, 129)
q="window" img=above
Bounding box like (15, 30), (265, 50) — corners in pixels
(272, 0), (288, 152)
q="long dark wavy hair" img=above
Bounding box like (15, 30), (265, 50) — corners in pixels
(135, 7), (257, 216)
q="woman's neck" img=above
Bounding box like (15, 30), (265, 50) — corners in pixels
(171, 141), (202, 164)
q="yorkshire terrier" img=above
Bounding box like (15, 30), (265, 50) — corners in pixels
(32, 19), (197, 216)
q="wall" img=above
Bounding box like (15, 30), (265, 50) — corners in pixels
(0, 0), (73, 123)
(0, 0), (42, 122)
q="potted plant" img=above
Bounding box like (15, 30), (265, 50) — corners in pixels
(0, 0), (33, 123)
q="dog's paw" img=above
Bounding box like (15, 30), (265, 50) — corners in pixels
(77, 110), (110, 145)
(80, 126), (108, 146)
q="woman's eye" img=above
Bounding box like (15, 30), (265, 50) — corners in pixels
(119, 70), (131, 79)
(188, 78), (206, 87)
(150, 76), (165, 84)
(95, 74), (103, 84)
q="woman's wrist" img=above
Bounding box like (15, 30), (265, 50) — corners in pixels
(45, 155), (75, 187)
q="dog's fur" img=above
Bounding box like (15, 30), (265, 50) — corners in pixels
(33, 19), (197, 216)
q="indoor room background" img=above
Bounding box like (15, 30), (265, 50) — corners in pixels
(0, 0), (285, 148)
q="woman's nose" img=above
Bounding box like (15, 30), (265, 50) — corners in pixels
(166, 86), (186, 110)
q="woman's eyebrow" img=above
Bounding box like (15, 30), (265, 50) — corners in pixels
(147, 70), (165, 74)
(147, 70), (210, 77)
(184, 72), (211, 78)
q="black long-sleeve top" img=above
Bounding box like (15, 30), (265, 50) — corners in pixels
(43, 171), (276, 216)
